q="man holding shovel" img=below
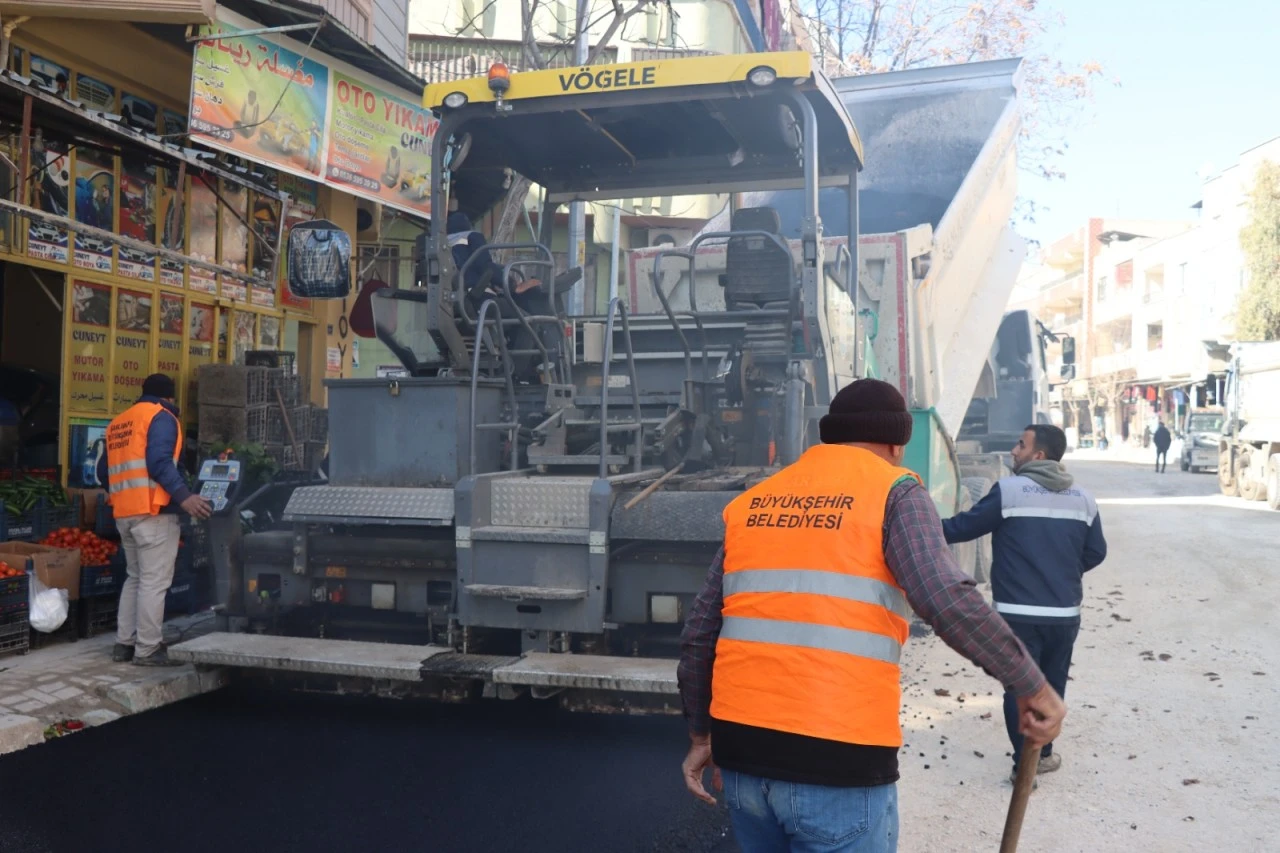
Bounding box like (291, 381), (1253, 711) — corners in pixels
(944, 424), (1107, 784)
(678, 380), (1065, 852)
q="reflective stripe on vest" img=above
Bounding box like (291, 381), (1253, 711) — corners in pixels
(720, 615), (902, 665)
(712, 444), (920, 749)
(105, 402), (182, 518)
(998, 475), (1097, 524)
(722, 568), (912, 622)
(995, 602), (1083, 618)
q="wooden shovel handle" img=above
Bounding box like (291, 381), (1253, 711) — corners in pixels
(999, 748), (1041, 852)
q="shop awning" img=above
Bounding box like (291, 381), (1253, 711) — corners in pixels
(0, 0), (214, 24)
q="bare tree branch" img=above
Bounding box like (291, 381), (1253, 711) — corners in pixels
(588, 0), (658, 66)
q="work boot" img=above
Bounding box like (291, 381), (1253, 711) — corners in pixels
(132, 644), (184, 667)
(111, 643), (135, 663)
(1037, 753), (1063, 774)
(1007, 767), (1039, 790)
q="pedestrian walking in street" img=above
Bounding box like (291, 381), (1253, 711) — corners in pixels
(942, 424), (1106, 783)
(1153, 421), (1172, 473)
(678, 380), (1065, 853)
(98, 374), (212, 666)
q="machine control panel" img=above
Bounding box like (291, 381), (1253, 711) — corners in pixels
(196, 458), (243, 515)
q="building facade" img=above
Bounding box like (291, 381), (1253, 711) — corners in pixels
(0, 0), (419, 482)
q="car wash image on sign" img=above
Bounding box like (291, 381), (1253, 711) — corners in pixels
(73, 145), (115, 272)
(188, 6), (436, 218)
(118, 155), (157, 281)
(189, 8), (329, 178)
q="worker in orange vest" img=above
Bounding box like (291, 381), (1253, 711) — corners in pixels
(99, 374), (212, 666)
(678, 379), (1066, 852)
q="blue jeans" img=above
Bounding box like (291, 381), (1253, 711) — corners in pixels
(724, 769), (897, 853)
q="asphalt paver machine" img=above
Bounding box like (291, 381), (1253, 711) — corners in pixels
(176, 52), (1012, 706)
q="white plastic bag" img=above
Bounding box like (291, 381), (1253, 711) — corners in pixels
(28, 572), (69, 633)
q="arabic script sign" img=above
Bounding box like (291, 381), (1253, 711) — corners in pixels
(189, 7), (435, 219)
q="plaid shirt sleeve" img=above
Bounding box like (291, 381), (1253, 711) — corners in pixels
(883, 479), (1046, 698)
(678, 548), (724, 736)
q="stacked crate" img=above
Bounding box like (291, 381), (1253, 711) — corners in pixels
(0, 571), (29, 657)
(197, 362), (325, 474)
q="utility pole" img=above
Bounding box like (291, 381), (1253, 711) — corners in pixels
(567, 0), (590, 315)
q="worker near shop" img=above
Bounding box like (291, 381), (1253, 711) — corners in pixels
(942, 424), (1106, 784)
(98, 374), (212, 667)
(1153, 420), (1172, 473)
(678, 379), (1066, 851)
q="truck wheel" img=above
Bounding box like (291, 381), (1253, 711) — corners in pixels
(1180, 453), (1190, 472)
(1238, 450), (1264, 501)
(1267, 456), (1280, 511)
(1219, 450), (1238, 496)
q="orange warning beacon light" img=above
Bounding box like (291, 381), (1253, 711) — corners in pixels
(487, 62), (511, 94)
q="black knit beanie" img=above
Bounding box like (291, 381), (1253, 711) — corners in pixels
(819, 379), (913, 446)
(142, 373), (176, 399)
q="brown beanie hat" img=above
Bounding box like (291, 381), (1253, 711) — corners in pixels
(819, 379), (913, 446)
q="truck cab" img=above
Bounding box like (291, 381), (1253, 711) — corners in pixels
(1180, 407), (1223, 473)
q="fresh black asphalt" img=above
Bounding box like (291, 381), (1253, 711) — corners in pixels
(0, 685), (736, 853)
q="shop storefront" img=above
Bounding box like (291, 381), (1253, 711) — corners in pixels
(0, 0), (431, 487)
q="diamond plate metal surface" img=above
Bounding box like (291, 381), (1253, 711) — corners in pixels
(170, 632), (450, 681)
(491, 653), (678, 694)
(610, 491), (735, 542)
(491, 477), (593, 528)
(283, 486), (455, 523)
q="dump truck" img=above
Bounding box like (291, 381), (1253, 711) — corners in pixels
(1217, 342), (1280, 507)
(1180, 406), (1224, 474)
(173, 53), (1030, 706)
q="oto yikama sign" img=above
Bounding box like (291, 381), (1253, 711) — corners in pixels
(190, 7), (436, 219)
(327, 72), (435, 216)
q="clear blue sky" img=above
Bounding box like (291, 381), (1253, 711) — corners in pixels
(1020, 0), (1280, 246)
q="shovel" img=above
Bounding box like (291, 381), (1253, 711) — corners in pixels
(999, 748), (1041, 852)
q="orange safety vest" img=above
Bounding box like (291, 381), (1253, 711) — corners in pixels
(711, 444), (920, 748)
(105, 402), (183, 519)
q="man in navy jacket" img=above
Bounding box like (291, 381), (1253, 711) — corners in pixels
(943, 424), (1106, 782)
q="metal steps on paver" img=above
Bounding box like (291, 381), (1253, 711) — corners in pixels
(171, 633), (679, 694)
(170, 633), (453, 681)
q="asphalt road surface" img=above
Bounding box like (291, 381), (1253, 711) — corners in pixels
(0, 688), (735, 853)
(3, 456), (1276, 852)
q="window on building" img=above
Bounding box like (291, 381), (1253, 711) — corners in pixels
(1097, 275), (1108, 302)
(1147, 323), (1163, 351)
(1178, 262), (1187, 294)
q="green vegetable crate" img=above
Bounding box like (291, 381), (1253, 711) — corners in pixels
(0, 469), (71, 543)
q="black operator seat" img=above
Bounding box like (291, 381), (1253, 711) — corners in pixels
(720, 207), (793, 310)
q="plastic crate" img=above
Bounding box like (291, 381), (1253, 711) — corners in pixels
(80, 562), (121, 598)
(308, 407), (329, 442)
(0, 466), (61, 482)
(268, 370), (302, 406)
(165, 571), (196, 617)
(186, 520), (212, 572)
(0, 611), (30, 656)
(1, 502), (41, 542)
(244, 350), (296, 374)
(265, 406), (310, 444)
(36, 495), (83, 539)
(94, 499), (120, 540)
(28, 600), (79, 650)
(78, 593), (118, 639)
(0, 572), (29, 618)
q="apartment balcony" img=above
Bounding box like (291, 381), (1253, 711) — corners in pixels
(1092, 350), (1137, 378)
(1038, 273), (1085, 315)
(1091, 291), (1138, 325)
(409, 36), (620, 84)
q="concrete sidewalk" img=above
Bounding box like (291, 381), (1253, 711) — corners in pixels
(0, 612), (227, 756)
